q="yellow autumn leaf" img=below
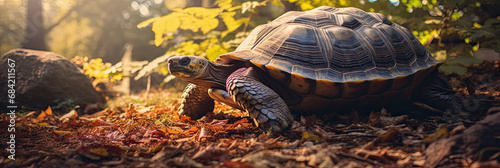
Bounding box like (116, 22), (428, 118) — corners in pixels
(206, 44), (228, 61)
(473, 22), (482, 29)
(137, 17), (160, 28)
(37, 122), (50, 126)
(302, 132), (325, 142)
(201, 18), (219, 34)
(53, 130), (72, 137)
(216, 0), (233, 10)
(152, 14), (181, 46)
(221, 12), (249, 38)
(90, 147), (109, 157)
(473, 43), (480, 51)
(423, 126), (449, 142)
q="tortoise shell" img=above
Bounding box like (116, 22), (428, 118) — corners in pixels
(216, 6), (439, 106)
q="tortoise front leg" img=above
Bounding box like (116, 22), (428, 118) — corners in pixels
(179, 83), (214, 119)
(412, 70), (462, 112)
(227, 67), (293, 133)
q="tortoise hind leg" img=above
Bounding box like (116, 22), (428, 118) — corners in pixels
(411, 70), (462, 112)
(179, 84), (215, 119)
(227, 67), (293, 133)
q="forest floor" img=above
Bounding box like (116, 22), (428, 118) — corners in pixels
(1, 61), (499, 168)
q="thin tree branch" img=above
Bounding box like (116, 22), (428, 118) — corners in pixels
(45, 2), (88, 33)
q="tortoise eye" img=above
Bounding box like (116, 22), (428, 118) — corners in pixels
(179, 56), (191, 66)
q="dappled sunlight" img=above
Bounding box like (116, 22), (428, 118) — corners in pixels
(1, 0), (500, 167)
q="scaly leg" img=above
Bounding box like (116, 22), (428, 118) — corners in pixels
(226, 67), (293, 133)
(412, 70), (462, 112)
(179, 83), (214, 119)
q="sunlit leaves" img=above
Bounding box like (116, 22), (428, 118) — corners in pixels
(473, 22), (482, 29)
(75, 57), (123, 85)
(136, 0), (500, 77)
(169, 38), (233, 62)
(151, 14), (180, 46)
(138, 7), (220, 46)
(221, 11), (249, 38)
(451, 11), (463, 21)
(284, 0), (336, 11)
(412, 30), (440, 45)
(138, 1), (252, 49)
(216, 0), (234, 10)
(206, 43), (229, 61)
(241, 1), (263, 14)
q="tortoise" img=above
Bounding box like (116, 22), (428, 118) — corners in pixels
(167, 6), (460, 132)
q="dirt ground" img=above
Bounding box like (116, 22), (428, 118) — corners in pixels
(1, 61), (499, 168)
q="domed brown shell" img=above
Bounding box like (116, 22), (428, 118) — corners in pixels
(216, 6), (439, 99)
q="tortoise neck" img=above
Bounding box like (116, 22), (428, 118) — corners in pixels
(192, 61), (240, 89)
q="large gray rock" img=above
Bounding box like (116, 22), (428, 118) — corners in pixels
(0, 49), (105, 112)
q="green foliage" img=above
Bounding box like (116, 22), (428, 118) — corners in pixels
(137, 0), (251, 47)
(139, 0), (499, 77)
(393, 0), (499, 75)
(137, 0), (267, 78)
(283, 0), (498, 75)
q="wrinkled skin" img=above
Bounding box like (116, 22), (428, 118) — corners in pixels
(168, 56), (461, 133)
(168, 56), (292, 132)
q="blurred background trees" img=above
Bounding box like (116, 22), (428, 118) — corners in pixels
(1, 0), (499, 89)
(0, 0), (166, 63)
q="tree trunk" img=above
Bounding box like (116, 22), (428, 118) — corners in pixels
(22, 0), (47, 50)
(201, 0), (213, 8)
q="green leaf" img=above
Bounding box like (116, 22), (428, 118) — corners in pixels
(448, 44), (472, 57)
(448, 56), (482, 65)
(439, 64), (467, 75)
(469, 30), (495, 41)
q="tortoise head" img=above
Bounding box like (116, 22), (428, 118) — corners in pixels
(168, 56), (208, 79)
(168, 56), (236, 88)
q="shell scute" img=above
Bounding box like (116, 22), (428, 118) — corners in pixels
(215, 6), (439, 98)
